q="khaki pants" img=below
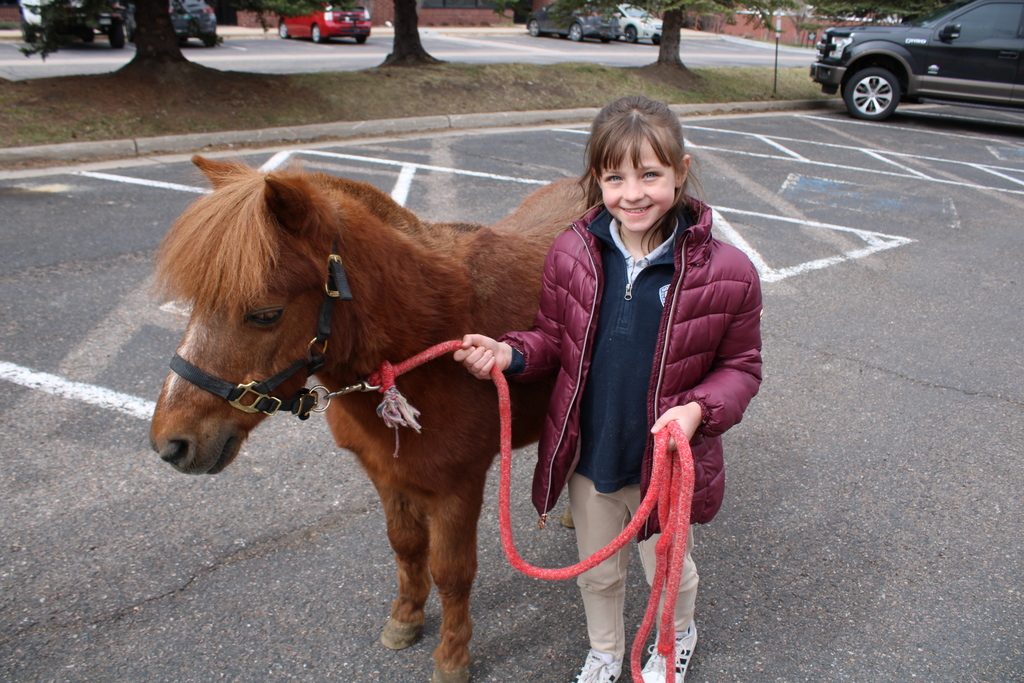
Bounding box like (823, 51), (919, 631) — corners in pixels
(568, 473), (699, 660)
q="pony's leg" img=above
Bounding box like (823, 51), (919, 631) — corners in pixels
(377, 487), (432, 650)
(427, 488), (484, 683)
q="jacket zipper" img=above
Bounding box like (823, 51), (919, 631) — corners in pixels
(541, 223), (601, 525)
(643, 231), (689, 538)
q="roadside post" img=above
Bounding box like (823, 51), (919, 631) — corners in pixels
(773, 16), (781, 94)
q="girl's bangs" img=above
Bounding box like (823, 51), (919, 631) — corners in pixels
(594, 121), (677, 173)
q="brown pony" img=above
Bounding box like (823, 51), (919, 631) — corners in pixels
(149, 156), (583, 683)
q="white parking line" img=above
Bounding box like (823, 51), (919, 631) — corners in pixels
(686, 123), (1024, 176)
(968, 163), (1024, 187)
(753, 134), (808, 161)
(797, 113), (1016, 145)
(0, 361), (155, 420)
(714, 207), (914, 283)
(290, 149), (550, 184)
(859, 149), (933, 179)
(683, 138), (1024, 197)
(391, 164), (418, 205)
(74, 171), (210, 194)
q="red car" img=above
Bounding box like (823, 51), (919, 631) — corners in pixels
(278, 5), (371, 44)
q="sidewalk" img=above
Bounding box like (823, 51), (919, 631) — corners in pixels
(0, 98), (842, 166)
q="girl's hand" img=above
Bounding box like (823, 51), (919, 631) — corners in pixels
(454, 334), (513, 380)
(651, 402), (703, 452)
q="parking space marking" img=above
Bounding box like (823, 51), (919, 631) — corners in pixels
(797, 113), (1018, 145)
(753, 134), (808, 161)
(683, 138), (1024, 197)
(391, 164), (418, 205)
(858, 149), (934, 179)
(262, 149), (550, 186)
(968, 163), (1024, 187)
(714, 207), (914, 282)
(74, 171), (210, 194)
(686, 123), (1024, 176)
(0, 361), (155, 420)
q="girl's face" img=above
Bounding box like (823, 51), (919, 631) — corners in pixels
(597, 140), (690, 254)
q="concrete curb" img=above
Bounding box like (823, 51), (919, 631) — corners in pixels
(0, 99), (843, 165)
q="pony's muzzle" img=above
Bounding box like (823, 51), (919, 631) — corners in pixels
(157, 438), (193, 471)
(151, 428), (241, 475)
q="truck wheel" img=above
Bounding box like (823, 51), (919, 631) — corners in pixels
(109, 18), (125, 48)
(843, 67), (900, 121)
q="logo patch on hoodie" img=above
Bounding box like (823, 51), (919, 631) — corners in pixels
(659, 284), (670, 306)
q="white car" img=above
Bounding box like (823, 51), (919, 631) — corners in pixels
(616, 4), (661, 44)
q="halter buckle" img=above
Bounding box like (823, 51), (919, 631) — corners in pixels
(325, 254), (343, 297)
(229, 381), (282, 415)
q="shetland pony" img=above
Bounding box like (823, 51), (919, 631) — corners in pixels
(149, 156), (583, 683)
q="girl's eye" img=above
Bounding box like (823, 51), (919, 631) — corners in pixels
(604, 174), (622, 182)
(245, 308), (284, 326)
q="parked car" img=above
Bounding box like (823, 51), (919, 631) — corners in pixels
(125, 0), (218, 47)
(810, 0), (1024, 120)
(18, 0), (127, 48)
(527, 0), (621, 42)
(278, 4), (371, 44)
(615, 4), (660, 44)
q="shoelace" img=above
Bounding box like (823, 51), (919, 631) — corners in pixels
(578, 653), (616, 683)
(644, 642), (690, 675)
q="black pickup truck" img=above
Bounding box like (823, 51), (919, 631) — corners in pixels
(810, 0), (1024, 120)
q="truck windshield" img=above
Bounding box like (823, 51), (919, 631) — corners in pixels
(904, 0), (974, 26)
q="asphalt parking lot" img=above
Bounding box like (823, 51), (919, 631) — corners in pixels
(1, 104), (1023, 682)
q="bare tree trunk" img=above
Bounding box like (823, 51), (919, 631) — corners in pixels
(122, 0), (186, 69)
(657, 8), (685, 67)
(381, 0), (441, 66)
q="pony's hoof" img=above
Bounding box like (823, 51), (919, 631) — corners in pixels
(381, 617), (423, 650)
(431, 665), (470, 683)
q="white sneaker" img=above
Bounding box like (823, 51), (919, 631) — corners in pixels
(641, 621), (697, 683)
(575, 648), (622, 683)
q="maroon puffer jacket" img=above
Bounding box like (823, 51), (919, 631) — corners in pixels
(502, 198), (762, 537)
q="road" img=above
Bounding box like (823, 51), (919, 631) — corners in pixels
(1, 106), (1023, 682)
(0, 27), (817, 80)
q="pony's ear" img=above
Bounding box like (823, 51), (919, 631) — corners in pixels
(192, 155), (246, 189)
(263, 172), (333, 237)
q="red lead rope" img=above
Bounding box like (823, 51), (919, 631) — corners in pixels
(367, 341), (694, 683)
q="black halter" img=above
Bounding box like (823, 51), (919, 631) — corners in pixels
(168, 244), (353, 421)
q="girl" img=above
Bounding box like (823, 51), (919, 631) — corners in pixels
(454, 95), (763, 683)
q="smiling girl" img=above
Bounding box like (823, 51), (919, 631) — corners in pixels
(455, 95), (763, 683)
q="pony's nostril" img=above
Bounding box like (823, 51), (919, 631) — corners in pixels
(159, 440), (191, 467)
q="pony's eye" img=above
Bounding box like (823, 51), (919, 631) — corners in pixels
(245, 308), (283, 326)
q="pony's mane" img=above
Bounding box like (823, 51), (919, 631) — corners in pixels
(154, 168), (281, 314)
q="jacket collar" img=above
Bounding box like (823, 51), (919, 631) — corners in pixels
(573, 197), (713, 266)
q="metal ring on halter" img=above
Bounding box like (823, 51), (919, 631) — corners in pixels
(309, 385), (332, 413)
(308, 337), (328, 356)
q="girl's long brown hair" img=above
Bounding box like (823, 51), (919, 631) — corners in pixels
(578, 96), (695, 253)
